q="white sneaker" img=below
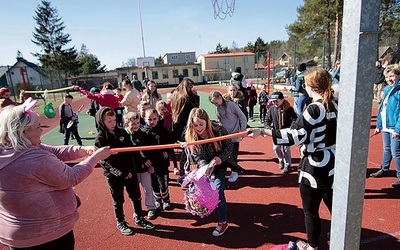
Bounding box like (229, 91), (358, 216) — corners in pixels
(228, 171), (239, 182)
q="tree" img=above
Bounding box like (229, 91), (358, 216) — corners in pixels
(77, 44), (106, 75)
(211, 43), (230, 53)
(31, 0), (80, 73)
(286, 0), (337, 68)
(122, 58), (137, 68)
(155, 55), (163, 65)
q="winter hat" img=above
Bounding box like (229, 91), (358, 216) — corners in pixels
(297, 63), (307, 72)
(270, 91), (284, 101)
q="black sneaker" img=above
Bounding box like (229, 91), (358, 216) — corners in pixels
(370, 169), (389, 178)
(135, 216), (155, 230)
(392, 178), (400, 189)
(116, 221), (134, 235)
(155, 201), (162, 211)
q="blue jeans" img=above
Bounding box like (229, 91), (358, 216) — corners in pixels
(213, 167), (227, 223)
(294, 95), (312, 116)
(381, 131), (400, 178)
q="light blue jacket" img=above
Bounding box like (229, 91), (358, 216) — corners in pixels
(376, 80), (400, 134)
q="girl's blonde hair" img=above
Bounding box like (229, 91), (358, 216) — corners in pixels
(304, 67), (336, 114)
(185, 108), (221, 152)
(155, 100), (167, 112)
(209, 90), (226, 108)
(0, 105), (40, 151)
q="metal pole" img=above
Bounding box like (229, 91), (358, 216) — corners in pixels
(330, 0), (380, 249)
(293, 44), (297, 67)
(137, 0), (146, 57)
(267, 51), (271, 95)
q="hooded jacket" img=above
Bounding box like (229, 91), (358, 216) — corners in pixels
(95, 107), (136, 178)
(376, 81), (400, 134)
(265, 100), (297, 129)
(0, 144), (98, 248)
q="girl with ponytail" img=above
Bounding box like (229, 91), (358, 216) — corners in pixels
(248, 67), (338, 250)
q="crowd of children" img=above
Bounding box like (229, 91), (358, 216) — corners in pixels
(61, 75), (297, 238)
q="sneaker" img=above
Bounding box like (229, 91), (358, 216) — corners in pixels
(278, 160), (284, 170)
(135, 216), (155, 230)
(177, 175), (185, 186)
(259, 120), (264, 124)
(212, 222), (228, 236)
(155, 201), (162, 211)
(370, 169), (389, 178)
(282, 163), (291, 173)
(163, 202), (173, 210)
(116, 221), (134, 235)
(147, 209), (156, 220)
(228, 171), (239, 182)
(296, 240), (316, 250)
(173, 168), (180, 175)
(392, 178), (400, 189)
(249, 117), (255, 122)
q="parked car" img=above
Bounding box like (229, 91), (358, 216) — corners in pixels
(274, 67), (288, 83)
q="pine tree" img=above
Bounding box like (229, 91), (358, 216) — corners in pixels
(31, 0), (80, 73)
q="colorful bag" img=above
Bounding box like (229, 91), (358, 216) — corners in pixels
(181, 163), (219, 218)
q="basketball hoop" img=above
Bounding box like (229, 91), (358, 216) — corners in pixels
(212, 0), (235, 20)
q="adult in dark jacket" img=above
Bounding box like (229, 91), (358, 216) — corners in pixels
(265, 92), (297, 173)
(373, 60), (386, 103)
(170, 78), (200, 176)
(293, 63), (312, 115)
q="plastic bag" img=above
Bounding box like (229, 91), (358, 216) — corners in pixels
(44, 102), (56, 118)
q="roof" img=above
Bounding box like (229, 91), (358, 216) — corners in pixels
(0, 66), (8, 78)
(254, 63), (266, 69)
(199, 52), (255, 58)
(378, 46), (393, 59)
(278, 52), (289, 59)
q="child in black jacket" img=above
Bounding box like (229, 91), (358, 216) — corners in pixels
(142, 109), (173, 211)
(95, 107), (154, 236)
(265, 92), (297, 173)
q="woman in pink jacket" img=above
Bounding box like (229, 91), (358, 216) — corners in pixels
(0, 98), (114, 249)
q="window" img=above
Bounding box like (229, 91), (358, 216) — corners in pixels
(152, 71), (159, 79)
(173, 69), (178, 77)
(192, 68), (199, 76)
(162, 70), (169, 79)
(224, 58), (229, 64)
(183, 69), (189, 77)
(185, 54), (191, 60)
(131, 73), (138, 79)
(171, 55), (178, 60)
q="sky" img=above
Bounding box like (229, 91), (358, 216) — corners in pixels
(0, 0), (303, 70)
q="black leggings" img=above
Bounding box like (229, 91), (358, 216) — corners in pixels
(299, 182), (333, 248)
(10, 231), (74, 250)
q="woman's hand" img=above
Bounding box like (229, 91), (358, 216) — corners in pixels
(91, 146), (117, 162)
(247, 128), (262, 138)
(79, 146), (97, 157)
(125, 172), (133, 179)
(392, 132), (400, 139)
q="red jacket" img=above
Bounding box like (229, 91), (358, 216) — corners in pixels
(77, 87), (120, 110)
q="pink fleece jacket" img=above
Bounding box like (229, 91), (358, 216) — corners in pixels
(0, 144), (98, 248)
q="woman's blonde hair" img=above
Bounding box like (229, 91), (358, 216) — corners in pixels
(384, 64), (400, 77)
(185, 108), (221, 152)
(304, 67), (337, 114)
(0, 105), (40, 151)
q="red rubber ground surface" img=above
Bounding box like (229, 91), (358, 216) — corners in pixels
(1, 88), (399, 250)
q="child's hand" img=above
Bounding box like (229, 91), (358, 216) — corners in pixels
(144, 159), (152, 167)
